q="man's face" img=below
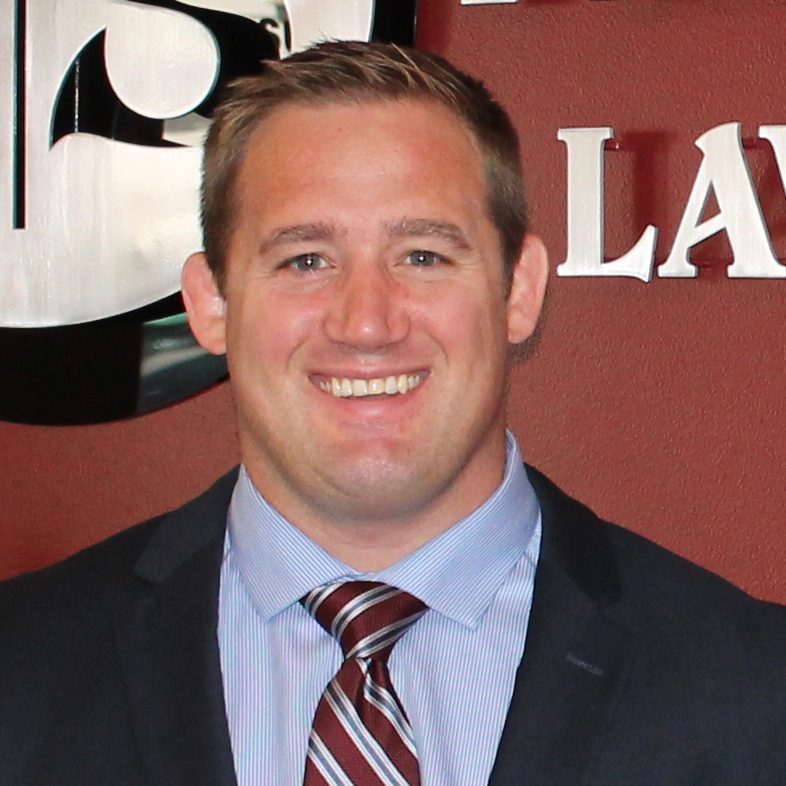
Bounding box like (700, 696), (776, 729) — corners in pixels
(184, 98), (546, 543)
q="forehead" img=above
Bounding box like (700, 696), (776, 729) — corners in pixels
(232, 98), (488, 218)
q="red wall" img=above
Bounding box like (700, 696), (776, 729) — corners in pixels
(2, 0), (785, 600)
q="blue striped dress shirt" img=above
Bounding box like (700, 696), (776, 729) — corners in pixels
(218, 432), (542, 786)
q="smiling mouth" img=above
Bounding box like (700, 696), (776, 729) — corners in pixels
(317, 373), (426, 398)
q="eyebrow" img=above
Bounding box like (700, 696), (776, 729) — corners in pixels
(383, 218), (471, 250)
(256, 218), (471, 255)
(257, 222), (344, 255)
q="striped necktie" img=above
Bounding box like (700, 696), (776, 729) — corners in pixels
(301, 581), (428, 786)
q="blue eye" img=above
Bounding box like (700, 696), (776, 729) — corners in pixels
(289, 253), (326, 272)
(407, 250), (443, 267)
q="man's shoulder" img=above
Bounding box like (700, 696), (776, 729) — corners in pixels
(526, 463), (786, 650)
(599, 508), (786, 645)
(0, 468), (238, 628)
(1, 513), (155, 613)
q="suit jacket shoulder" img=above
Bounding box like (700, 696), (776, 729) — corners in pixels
(0, 468), (236, 630)
(530, 463), (786, 654)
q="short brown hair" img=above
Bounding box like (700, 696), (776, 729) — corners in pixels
(201, 41), (528, 292)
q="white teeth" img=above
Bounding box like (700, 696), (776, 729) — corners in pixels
(321, 373), (425, 398)
(352, 379), (368, 397)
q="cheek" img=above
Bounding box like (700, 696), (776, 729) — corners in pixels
(419, 285), (507, 349)
(229, 293), (320, 365)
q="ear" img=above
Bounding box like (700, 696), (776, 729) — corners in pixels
(506, 233), (548, 344)
(181, 252), (227, 355)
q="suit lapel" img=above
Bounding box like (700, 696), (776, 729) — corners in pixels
(115, 471), (239, 786)
(488, 468), (645, 786)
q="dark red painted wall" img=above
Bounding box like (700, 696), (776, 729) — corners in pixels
(2, 0), (785, 600)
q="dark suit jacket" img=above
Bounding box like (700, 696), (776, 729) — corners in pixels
(3, 467), (786, 786)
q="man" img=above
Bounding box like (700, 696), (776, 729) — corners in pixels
(2, 41), (786, 786)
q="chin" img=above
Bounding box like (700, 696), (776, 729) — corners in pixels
(325, 458), (429, 515)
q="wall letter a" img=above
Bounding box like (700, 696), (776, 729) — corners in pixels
(659, 123), (785, 279)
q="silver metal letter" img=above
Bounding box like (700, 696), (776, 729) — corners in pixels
(557, 127), (657, 282)
(659, 122), (785, 279)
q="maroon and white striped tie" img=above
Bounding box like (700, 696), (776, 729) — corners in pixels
(301, 581), (427, 786)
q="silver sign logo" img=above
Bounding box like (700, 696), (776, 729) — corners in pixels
(1, 0), (379, 328)
(0, 0), (413, 424)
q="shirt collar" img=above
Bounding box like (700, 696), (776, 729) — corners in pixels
(227, 431), (540, 629)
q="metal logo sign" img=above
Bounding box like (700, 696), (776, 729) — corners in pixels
(1, 0), (415, 423)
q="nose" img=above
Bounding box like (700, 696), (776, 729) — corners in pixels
(322, 262), (410, 350)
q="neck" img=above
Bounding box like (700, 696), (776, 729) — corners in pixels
(243, 436), (509, 571)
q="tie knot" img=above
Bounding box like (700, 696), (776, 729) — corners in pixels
(302, 581), (427, 662)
